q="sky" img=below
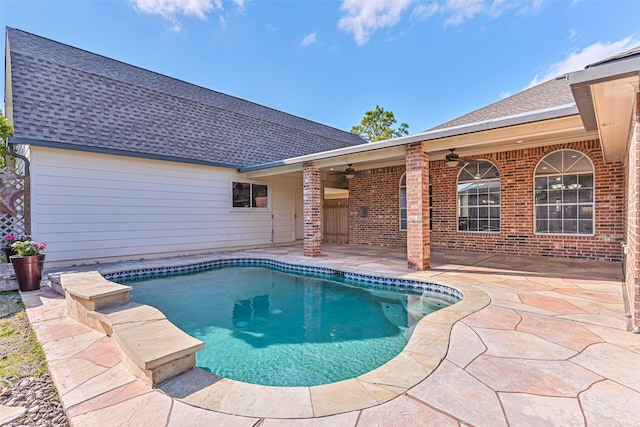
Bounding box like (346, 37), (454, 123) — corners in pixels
(1, 0), (639, 134)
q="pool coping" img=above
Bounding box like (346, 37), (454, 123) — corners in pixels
(49, 254), (491, 419)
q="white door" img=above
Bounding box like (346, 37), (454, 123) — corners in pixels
(295, 187), (304, 240)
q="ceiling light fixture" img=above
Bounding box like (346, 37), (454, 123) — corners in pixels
(344, 164), (356, 180)
(445, 148), (460, 168)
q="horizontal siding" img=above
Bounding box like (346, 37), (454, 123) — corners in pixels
(30, 147), (298, 265)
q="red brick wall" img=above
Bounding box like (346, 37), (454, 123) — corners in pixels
(303, 161), (322, 257)
(624, 93), (640, 329)
(406, 143), (431, 270)
(348, 165), (407, 247)
(348, 139), (624, 262)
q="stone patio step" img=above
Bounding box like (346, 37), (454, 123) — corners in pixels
(113, 317), (204, 386)
(59, 271), (204, 386)
(88, 301), (166, 335)
(59, 271), (132, 331)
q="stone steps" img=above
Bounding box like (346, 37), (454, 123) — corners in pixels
(57, 271), (204, 386)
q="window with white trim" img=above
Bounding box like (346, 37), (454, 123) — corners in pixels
(400, 174), (407, 230)
(534, 150), (594, 235)
(232, 182), (269, 208)
(457, 161), (500, 232)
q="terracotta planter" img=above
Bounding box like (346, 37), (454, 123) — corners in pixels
(10, 254), (46, 292)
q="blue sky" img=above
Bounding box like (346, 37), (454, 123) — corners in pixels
(1, 0), (639, 134)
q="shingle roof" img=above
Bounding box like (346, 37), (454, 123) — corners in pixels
(587, 45), (640, 68)
(429, 77), (575, 131)
(6, 28), (366, 168)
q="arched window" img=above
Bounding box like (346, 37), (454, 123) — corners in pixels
(457, 161), (500, 232)
(534, 149), (594, 235)
(400, 174), (407, 231)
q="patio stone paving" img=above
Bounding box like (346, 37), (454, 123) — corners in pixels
(9, 244), (640, 426)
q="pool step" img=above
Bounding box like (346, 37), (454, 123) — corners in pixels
(59, 271), (205, 386)
(88, 302), (166, 335)
(60, 271), (132, 331)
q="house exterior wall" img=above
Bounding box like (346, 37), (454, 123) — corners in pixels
(348, 165), (407, 247)
(624, 92), (640, 329)
(348, 139), (624, 262)
(29, 147), (297, 266)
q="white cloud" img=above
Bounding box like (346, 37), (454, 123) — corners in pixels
(528, 37), (639, 87)
(131, 0), (245, 29)
(568, 28), (577, 40)
(340, 0), (542, 44)
(444, 0), (485, 26)
(411, 2), (439, 21)
(301, 32), (318, 47)
(338, 0), (414, 46)
(132, 0), (219, 20)
(233, 0), (245, 13)
(169, 22), (183, 32)
(499, 90), (512, 99)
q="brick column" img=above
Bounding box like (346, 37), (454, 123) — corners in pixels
(406, 143), (430, 270)
(631, 91), (640, 331)
(303, 161), (322, 257)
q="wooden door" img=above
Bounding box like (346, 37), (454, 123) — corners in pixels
(323, 198), (348, 243)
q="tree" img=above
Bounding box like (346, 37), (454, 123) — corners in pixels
(350, 105), (409, 142)
(0, 110), (14, 169)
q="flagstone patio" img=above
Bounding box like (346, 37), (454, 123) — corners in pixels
(14, 245), (640, 426)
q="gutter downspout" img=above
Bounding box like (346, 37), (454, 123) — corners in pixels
(8, 142), (30, 176)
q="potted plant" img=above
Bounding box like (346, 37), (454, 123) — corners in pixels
(10, 239), (46, 292)
(2, 234), (29, 262)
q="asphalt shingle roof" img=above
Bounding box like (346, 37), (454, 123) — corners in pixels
(429, 77), (575, 131)
(6, 28), (366, 168)
(587, 45), (640, 68)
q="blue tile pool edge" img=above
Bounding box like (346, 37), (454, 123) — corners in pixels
(102, 257), (464, 302)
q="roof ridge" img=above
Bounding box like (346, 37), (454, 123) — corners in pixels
(6, 27), (362, 144)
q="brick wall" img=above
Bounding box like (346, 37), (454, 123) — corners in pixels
(406, 143), (430, 270)
(348, 139), (624, 262)
(348, 165), (407, 247)
(303, 161), (322, 257)
(624, 92), (640, 329)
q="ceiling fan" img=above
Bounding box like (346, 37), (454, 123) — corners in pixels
(445, 149), (460, 168)
(330, 164), (357, 179)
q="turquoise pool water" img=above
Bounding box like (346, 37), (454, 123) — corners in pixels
(128, 265), (457, 387)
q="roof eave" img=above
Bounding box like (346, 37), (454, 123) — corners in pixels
(240, 103), (579, 173)
(9, 137), (242, 170)
(569, 55), (640, 131)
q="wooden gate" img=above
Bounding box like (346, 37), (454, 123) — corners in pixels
(323, 198), (348, 244)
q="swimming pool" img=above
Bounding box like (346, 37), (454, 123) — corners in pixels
(120, 260), (460, 387)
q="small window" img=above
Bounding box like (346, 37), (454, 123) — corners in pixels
(457, 161), (500, 233)
(233, 182), (269, 208)
(534, 150), (594, 235)
(400, 174), (407, 230)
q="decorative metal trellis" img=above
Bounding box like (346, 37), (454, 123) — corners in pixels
(0, 167), (27, 240)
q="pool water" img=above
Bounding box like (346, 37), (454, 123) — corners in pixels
(129, 266), (455, 387)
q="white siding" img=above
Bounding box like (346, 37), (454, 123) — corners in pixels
(29, 147), (298, 265)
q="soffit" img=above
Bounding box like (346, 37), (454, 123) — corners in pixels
(590, 76), (639, 163)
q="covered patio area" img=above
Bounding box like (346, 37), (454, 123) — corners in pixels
(17, 244), (640, 426)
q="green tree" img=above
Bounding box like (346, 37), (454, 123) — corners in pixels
(350, 105), (409, 142)
(0, 110), (14, 168)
